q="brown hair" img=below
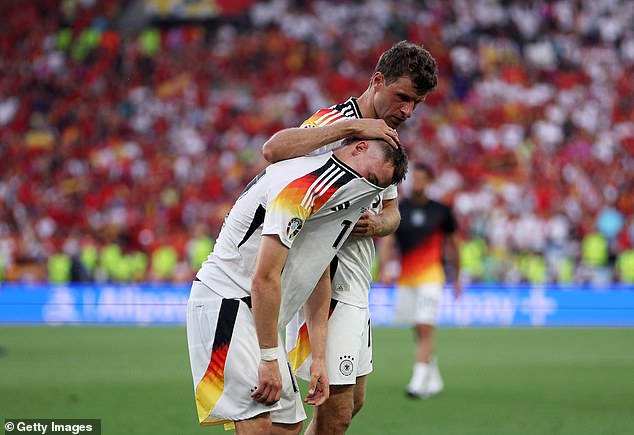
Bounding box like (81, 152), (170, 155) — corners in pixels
(374, 40), (438, 95)
(341, 137), (409, 185)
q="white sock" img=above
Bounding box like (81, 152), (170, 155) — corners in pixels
(428, 356), (444, 392)
(408, 362), (429, 392)
(429, 356), (439, 376)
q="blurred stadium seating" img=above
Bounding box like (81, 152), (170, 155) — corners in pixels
(0, 0), (633, 284)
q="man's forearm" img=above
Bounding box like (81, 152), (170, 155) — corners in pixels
(304, 267), (331, 361)
(262, 117), (401, 163)
(374, 198), (401, 237)
(449, 234), (461, 281)
(251, 276), (281, 350)
(251, 235), (289, 350)
(262, 122), (355, 163)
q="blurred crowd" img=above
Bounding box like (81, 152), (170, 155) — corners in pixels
(1, 0), (633, 284)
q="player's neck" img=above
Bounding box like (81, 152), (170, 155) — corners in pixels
(355, 89), (376, 119)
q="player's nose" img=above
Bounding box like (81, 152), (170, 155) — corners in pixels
(401, 101), (415, 118)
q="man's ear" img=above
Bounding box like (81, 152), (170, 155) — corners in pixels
(371, 72), (384, 90)
(352, 140), (369, 156)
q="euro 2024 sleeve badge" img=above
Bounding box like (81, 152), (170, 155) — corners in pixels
(286, 217), (303, 240)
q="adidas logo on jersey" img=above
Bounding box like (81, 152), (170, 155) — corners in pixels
(334, 283), (349, 292)
(331, 201), (350, 212)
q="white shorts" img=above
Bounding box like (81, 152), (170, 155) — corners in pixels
(187, 281), (305, 426)
(286, 300), (373, 385)
(394, 283), (443, 325)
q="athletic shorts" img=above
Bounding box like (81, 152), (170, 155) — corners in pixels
(186, 280), (305, 426)
(394, 283), (443, 325)
(286, 299), (373, 385)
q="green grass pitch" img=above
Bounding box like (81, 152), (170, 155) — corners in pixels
(0, 326), (632, 434)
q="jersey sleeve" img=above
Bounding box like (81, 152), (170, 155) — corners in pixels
(262, 156), (355, 248)
(300, 108), (347, 156)
(382, 184), (398, 201)
(261, 176), (315, 248)
(301, 108), (347, 128)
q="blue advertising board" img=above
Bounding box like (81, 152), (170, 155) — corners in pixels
(369, 284), (634, 327)
(0, 283), (633, 327)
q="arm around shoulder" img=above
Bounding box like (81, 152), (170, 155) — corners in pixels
(262, 121), (357, 163)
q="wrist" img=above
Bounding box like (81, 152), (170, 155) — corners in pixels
(260, 347), (278, 361)
(341, 119), (358, 136)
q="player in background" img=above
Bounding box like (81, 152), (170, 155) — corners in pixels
(187, 138), (408, 434)
(379, 162), (462, 399)
(262, 41), (438, 434)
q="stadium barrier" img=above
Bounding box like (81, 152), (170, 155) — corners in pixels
(0, 283), (633, 327)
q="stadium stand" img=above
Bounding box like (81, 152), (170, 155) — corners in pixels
(0, 0), (633, 284)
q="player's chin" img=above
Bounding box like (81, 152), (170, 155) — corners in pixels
(390, 118), (405, 128)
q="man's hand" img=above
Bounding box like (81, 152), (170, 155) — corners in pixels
(304, 358), (329, 406)
(350, 211), (382, 238)
(379, 261), (399, 285)
(251, 360), (282, 406)
(352, 199), (400, 239)
(350, 119), (400, 149)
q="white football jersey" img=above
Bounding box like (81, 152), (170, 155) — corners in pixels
(331, 184), (397, 307)
(301, 97), (398, 307)
(196, 152), (383, 327)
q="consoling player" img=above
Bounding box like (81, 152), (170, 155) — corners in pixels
(186, 138), (408, 434)
(262, 41), (438, 434)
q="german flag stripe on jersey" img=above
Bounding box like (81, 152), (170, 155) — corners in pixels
(302, 109), (346, 127)
(288, 322), (310, 372)
(269, 158), (356, 219)
(288, 300), (339, 371)
(398, 231), (446, 286)
(301, 97), (362, 127)
(195, 299), (239, 424)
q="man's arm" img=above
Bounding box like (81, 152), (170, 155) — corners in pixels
(303, 266), (331, 406)
(349, 198), (401, 238)
(377, 233), (398, 284)
(446, 232), (463, 299)
(262, 118), (400, 163)
(250, 235), (289, 406)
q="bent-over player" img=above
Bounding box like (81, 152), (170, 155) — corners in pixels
(186, 138), (407, 434)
